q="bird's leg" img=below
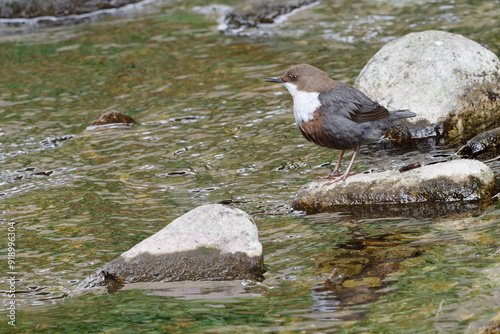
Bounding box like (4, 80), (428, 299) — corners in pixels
(322, 146), (360, 184)
(339, 145), (360, 180)
(331, 150), (345, 176)
(316, 150), (345, 180)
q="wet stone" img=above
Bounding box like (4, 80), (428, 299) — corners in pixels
(75, 204), (264, 293)
(90, 110), (136, 126)
(293, 159), (497, 214)
(457, 127), (500, 160)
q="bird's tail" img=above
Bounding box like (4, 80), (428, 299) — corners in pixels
(389, 109), (416, 120)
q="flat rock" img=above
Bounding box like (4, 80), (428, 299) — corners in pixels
(355, 30), (500, 142)
(75, 204), (264, 293)
(293, 159), (497, 214)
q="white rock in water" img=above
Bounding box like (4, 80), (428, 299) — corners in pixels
(74, 204), (264, 293)
(355, 30), (500, 125)
(122, 204), (262, 260)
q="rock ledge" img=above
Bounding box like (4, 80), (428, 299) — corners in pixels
(293, 159), (497, 214)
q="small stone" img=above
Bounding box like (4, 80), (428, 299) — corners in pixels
(90, 111), (136, 126)
(75, 204), (264, 293)
(457, 127), (500, 160)
(293, 159), (497, 214)
(399, 162), (422, 172)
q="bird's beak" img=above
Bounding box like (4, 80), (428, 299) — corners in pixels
(264, 76), (284, 83)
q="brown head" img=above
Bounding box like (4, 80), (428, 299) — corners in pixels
(265, 64), (337, 93)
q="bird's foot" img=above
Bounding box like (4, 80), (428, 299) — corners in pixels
(315, 171), (342, 180)
(320, 171), (357, 186)
(317, 171), (356, 181)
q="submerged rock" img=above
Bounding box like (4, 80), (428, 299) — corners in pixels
(457, 127), (500, 160)
(89, 110), (136, 127)
(355, 30), (500, 143)
(75, 204), (264, 293)
(218, 0), (318, 35)
(0, 0), (143, 19)
(293, 159), (497, 214)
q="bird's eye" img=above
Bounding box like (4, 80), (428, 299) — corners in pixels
(290, 75), (298, 81)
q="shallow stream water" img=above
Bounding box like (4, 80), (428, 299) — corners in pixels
(1, 0), (500, 332)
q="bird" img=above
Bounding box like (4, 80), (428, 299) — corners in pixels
(265, 64), (416, 182)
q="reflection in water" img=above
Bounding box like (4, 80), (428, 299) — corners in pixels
(310, 235), (424, 315)
(121, 280), (265, 299)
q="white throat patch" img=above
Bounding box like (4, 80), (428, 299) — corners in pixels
(283, 82), (321, 125)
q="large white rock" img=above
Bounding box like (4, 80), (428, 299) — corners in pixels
(122, 204), (262, 259)
(355, 30), (500, 137)
(75, 204), (264, 293)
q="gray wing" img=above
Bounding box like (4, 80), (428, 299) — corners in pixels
(318, 82), (389, 123)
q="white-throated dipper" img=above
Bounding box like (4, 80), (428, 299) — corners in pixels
(265, 64), (416, 182)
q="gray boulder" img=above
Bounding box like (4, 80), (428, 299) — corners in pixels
(75, 204), (264, 293)
(355, 30), (500, 142)
(293, 159), (497, 215)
